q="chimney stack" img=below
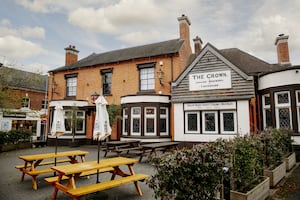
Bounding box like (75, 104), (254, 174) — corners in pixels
(275, 34), (290, 65)
(65, 45), (79, 66)
(177, 14), (191, 50)
(193, 36), (203, 54)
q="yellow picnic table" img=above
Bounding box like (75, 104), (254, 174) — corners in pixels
(49, 157), (149, 200)
(16, 150), (89, 190)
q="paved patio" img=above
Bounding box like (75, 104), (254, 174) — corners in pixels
(0, 145), (156, 200)
(1, 145), (299, 200)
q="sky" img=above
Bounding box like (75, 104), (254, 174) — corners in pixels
(0, 0), (299, 75)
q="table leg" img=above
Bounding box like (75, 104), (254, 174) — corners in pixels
(32, 175), (38, 190)
(128, 164), (143, 196)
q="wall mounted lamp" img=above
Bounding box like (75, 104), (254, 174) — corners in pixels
(157, 68), (164, 85)
(91, 92), (100, 103)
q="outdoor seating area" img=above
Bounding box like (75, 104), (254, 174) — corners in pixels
(13, 146), (151, 200)
(101, 140), (180, 162)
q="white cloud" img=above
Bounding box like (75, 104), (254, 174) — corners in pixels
(117, 30), (161, 44)
(20, 27), (45, 39)
(68, 0), (164, 34)
(0, 19), (45, 39)
(0, 35), (46, 59)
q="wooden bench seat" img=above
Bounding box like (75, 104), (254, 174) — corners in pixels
(27, 168), (54, 176)
(15, 159), (71, 169)
(44, 167), (114, 185)
(66, 174), (149, 199)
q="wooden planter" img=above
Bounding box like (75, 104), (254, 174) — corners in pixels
(285, 152), (296, 172)
(0, 144), (17, 152)
(230, 176), (270, 200)
(263, 161), (286, 187)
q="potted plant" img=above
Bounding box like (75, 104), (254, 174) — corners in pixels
(277, 128), (296, 171)
(229, 135), (270, 200)
(261, 129), (286, 187)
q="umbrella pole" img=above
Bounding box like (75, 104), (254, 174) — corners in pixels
(54, 136), (58, 176)
(97, 138), (100, 183)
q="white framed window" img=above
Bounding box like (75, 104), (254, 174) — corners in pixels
(144, 107), (156, 136)
(122, 108), (128, 136)
(220, 111), (237, 134)
(202, 111), (218, 134)
(131, 107), (141, 136)
(185, 111), (200, 133)
(296, 90), (300, 132)
(140, 67), (154, 90)
(262, 94), (272, 129)
(64, 110), (85, 134)
(159, 107), (169, 136)
(275, 91), (292, 129)
(66, 77), (77, 96)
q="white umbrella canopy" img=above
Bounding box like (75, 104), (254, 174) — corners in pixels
(93, 95), (112, 141)
(51, 104), (66, 137)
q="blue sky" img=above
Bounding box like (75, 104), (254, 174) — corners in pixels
(0, 0), (299, 74)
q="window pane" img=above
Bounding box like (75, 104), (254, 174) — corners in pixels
(205, 113), (215, 131)
(223, 112), (234, 131)
(278, 108), (291, 129)
(297, 91), (300, 103)
(146, 118), (155, 133)
(76, 119), (84, 131)
(102, 72), (112, 94)
(277, 93), (289, 104)
(187, 113), (198, 131)
(132, 118), (140, 133)
(264, 95), (270, 105)
(160, 119), (166, 132)
(133, 108), (140, 114)
(67, 77), (77, 96)
(124, 118), (128, 133)
(265, 109), (272, 127)
(140, 67), (154, 90)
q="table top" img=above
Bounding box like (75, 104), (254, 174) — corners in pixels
(141, 142), (180, 149)
(52, 157), (138, 175)
(105, 140), (140, 145)
(19, 150), (89, 161)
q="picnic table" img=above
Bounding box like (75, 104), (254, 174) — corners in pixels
(139, 141), (180, 162)
(102, 140), (142, 157)
(16, 150), (88, 190)
(48, 157), (149, 200)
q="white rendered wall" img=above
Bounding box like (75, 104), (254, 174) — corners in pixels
(259, 69), (300, 90)
(173, 100), (250, 142)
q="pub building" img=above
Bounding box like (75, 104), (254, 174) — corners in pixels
(171, 34), (300, 149)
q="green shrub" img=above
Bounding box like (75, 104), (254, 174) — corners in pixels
(260, 128), (285, 168)
(0, 130), (32, 145)
(230, 135), (263, 192)
(147, 143), (225, 200)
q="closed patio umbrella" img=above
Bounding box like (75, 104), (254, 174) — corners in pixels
(50, 104), (66, 165)
(93, 95), (112, 182)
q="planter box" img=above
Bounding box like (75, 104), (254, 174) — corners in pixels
(0, 144), (17, 152)
(230, 176), (270, 200)
(285, 152), (296, 172)
(263, 162), (286, 187)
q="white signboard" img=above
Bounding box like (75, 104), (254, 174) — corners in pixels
(184, 101), (236, 110)
(189, 70), (231, 91)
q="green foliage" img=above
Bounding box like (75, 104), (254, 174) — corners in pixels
(0, 130), (32, 145)
(107, 104), (122, 125)
(260, 128), (291, 168)
(148, 143), (225, 200)
(230, 135), (263, 192)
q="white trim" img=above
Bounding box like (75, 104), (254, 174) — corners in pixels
(122, 108), (128, 136)
(49, 100), (88, 107)
(275, 91), (292, 129)
(185, 111), (200, 133)
(296, 91), (300, 132)
(121, 95), (170, 104)
(220, 111), (237, 134)
(144, 107), (156, 136)
(131, 107), (141, 136)
(202, 111), (218, 134)
(159, 107), (169, 136)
